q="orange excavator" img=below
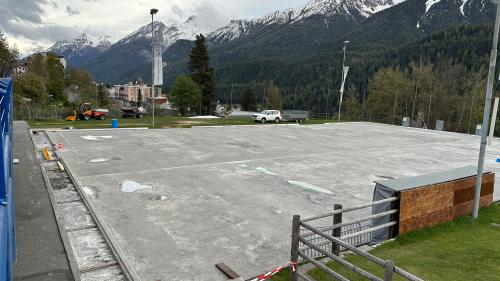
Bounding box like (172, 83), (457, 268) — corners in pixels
(66, 103), (108, 121)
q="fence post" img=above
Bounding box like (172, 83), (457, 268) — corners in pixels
(388, 198), (400, 239)
(384, 260), (394, 281)
(290, 215), (300, 281)
(332, 204), (343, 256)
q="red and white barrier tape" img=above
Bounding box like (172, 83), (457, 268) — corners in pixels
(248, 261), (298, 281)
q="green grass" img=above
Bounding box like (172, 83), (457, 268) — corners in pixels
(26, 116), (337, 129)
(272, 203), (500, 281)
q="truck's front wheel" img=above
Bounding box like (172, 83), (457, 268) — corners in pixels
(261, 118), (266, 123)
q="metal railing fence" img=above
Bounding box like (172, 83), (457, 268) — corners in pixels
(290, 198), (422, 281)
(0, 78), (15, 281)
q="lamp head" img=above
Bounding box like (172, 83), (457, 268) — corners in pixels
(344, 40), (350, 45)
(150, 8), (158, 15)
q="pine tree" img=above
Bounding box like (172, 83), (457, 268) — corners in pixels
(241, 88), (257, 111)
(97, 84), (108, 107)
(189, 34), (215, 115)
(137, 88), (143, 107)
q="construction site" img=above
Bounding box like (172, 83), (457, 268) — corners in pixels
(15, 121), (499, 281)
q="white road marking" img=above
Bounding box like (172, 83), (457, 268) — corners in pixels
(287, 180), (334, 195)
(256, 167), (278, 176)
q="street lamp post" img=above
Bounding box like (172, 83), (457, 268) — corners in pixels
(150, 8), (158, 128)
(338, 41), (349, 122)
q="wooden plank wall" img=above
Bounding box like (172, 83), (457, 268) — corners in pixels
(398, 173), (495, 234)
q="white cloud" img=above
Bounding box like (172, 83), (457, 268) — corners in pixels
(2, 0), (306, 56)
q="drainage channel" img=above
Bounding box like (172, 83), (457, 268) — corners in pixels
(30, 130), (129, 281)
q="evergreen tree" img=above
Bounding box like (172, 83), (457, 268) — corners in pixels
(189, 34), (215, 115)
(344, 85), (362, 117)
(97, 84), (108, 107)
(137, 88), (143, 107)
(241, 88), (257, 111)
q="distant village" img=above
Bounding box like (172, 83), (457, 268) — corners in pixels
(12, 52), (171, 112)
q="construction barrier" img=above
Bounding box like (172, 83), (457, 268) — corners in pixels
(0, 78), (15, 281)
(248, 262), (293, 281)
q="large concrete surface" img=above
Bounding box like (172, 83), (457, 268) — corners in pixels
(14, 121), (73, 281)
(49, 122), (500, 281)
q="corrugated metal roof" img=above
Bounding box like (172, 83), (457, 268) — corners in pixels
(374, 165), (492, 191)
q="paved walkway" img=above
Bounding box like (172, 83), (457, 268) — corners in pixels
(13, 121), (73, 281)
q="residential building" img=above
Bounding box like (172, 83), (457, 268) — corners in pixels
(112, 79), (152, 103)
(14, 65), (27, 74)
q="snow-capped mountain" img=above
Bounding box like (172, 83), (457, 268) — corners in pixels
(208, 0), (406, 44)
(78, 0), (495, 84)
(47, 33), (111, 67)
(84, 15), (207, 83)
(96, 37), (112, 51)
(416, 0), (494, 32)
(116, 15), (209, 50)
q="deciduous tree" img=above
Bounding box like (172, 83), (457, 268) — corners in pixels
(265, 81), (283, 110)
(170, 75), (201, 116)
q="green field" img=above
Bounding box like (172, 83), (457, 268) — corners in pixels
(26, 116), (338, 129)
(272, 203), (500, 281)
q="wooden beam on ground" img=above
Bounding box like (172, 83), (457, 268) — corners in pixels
(215, 263), (240, 279)
(57, 161), (65, 172)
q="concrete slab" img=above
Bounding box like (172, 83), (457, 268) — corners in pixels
(48, 122), (500, 281)
(13, 121), (73, 281)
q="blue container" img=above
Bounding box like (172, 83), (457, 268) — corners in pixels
(111, 119), (119, 129)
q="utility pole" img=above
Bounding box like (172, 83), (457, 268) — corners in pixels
(230, 83), (233, 110)
(150, 8), (158, 127)
(473, 0), (500, 219)
(338, 41), (349, 122)
(95, 83), (98, 107)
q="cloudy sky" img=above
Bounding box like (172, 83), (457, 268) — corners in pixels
(1, 0), (306, 55)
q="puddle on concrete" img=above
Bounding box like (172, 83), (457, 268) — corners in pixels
(288, 180), (334, 195)
(121, 181), (152, 193)
(256, 167), (277, 176)
(88, 157), (122, 163)
(81, 135), (113, 141)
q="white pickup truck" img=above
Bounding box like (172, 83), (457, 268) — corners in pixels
(252, 110), (281, 123)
